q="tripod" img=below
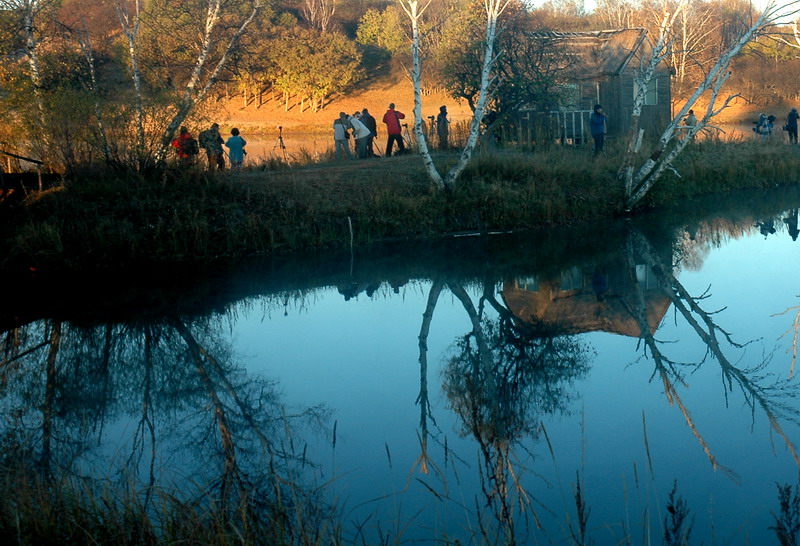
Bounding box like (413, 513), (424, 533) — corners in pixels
(272, 126), (289, 163)
(401, 123), (413, 151)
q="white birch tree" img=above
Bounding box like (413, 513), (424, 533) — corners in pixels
(75, 18), (111, 165)
(156, 0), (265, 162)
(398, 0), (512, 191)
(0, 0), (55, 130)
(622, 1), (800, 210)
(113, 0), (147, 165)
(302, 0), (336, 33)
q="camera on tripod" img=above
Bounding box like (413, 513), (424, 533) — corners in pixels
(427, 115), (434, 121)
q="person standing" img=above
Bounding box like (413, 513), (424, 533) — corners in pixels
(333, 112), (352, 160)
(589, 104), (607, 157)
(382, 103), (406, 157)
(199, 122), (225, 171)
(787, 108), (799, 144)
(755, 113), (771, 142)
(225, 127), (247, 171)
(360, 108), (378, 157)
(171, 126), (197, 167)
(350, 112), (372, 159)
(681, 109), (697, 142)
(436, 105), (450, 150)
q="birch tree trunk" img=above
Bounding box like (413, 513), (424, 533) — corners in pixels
(618, 0), (687, 194)
(115, 0), (147, 167)
(157, 0), (264, 162)
(397, 0), (444, 189)
(76, 19), (112, 165)
(6, 0), (49, 131)
(442, 0), (511, 189)
(624, 2), (788, 210)
(398, 0), (511, 191)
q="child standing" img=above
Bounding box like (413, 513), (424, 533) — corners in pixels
(225, 128), (247, 171)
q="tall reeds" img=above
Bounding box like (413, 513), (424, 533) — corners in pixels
(2, 139), (799, 274)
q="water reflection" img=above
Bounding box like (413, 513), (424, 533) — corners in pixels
(407, 214), (800, 542)
(3, 187), (800, 542)
(0, 315), (329, 541)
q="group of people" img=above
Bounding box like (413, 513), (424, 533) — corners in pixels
(333, 103), (451, 160)
(755, 109), (800, 143)
(171, 123), (247, 170)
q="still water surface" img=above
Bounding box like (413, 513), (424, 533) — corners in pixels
(4, 189), (800, 543)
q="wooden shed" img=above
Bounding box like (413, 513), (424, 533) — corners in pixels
(510, 29), (672, 146)
(554, 28), (672, 137)
(499, 250), (673, 338)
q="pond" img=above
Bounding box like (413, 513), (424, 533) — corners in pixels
(3, 187), (800, 544)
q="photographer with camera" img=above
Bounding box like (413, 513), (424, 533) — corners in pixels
(382, 103), (406, 157)
(436, 105), (450, 150)
(333, 112), (353, 161)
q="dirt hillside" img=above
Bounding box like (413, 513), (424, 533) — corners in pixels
(213, 78), (474, 136)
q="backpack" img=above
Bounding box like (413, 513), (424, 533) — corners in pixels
(182, 137), (199, 155)
(198, 129), (210, 149)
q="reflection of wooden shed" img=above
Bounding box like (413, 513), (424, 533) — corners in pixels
(523, 29), (672, 144)
(501, 264), (671, 337)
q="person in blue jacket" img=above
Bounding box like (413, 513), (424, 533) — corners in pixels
(225, 128), (247, 171)
(590, 104), (607, 157)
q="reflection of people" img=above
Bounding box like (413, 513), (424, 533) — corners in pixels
(199, 123), (225, 171)
(590, 104), (607, 157)
(382, 103), (406, 157)
(757, 219), (776, 238)
(592, 268), (609, 302)
(333, 113), (352, 160)
(337, 280), (382, 300)
(784, 209), (799, 241)
(436, 105), (450, 150)
(787, 108), (799, 144)
(225, 128), (247, 171)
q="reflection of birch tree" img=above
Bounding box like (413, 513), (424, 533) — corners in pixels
(624, 227), (800, 474)
(774, 299), (800, 380)
(415, 276), (590, 544)
(0, 314), (329, 540)
(415, 278), (444, 475)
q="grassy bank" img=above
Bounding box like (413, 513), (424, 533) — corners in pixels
(2, 140), (799, 274)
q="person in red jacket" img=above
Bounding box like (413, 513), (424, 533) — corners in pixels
(382, 103), (406, 157)
(171, 126), (197, 167)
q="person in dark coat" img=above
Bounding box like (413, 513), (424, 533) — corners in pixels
(436, 105), (450, 150)
(361, 108), (378, 157)
(589, 104), (607, 157)
(787, 108), (799, 144)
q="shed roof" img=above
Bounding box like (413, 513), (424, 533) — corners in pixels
(549, 29), (649, 78)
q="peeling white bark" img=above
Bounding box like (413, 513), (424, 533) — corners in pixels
(624, 1), (796, 210)
(76, 19), (111, 164)
(115, 0), (146, 164)
(398, 0), (510, 191)
(397, 0), (443, 189)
